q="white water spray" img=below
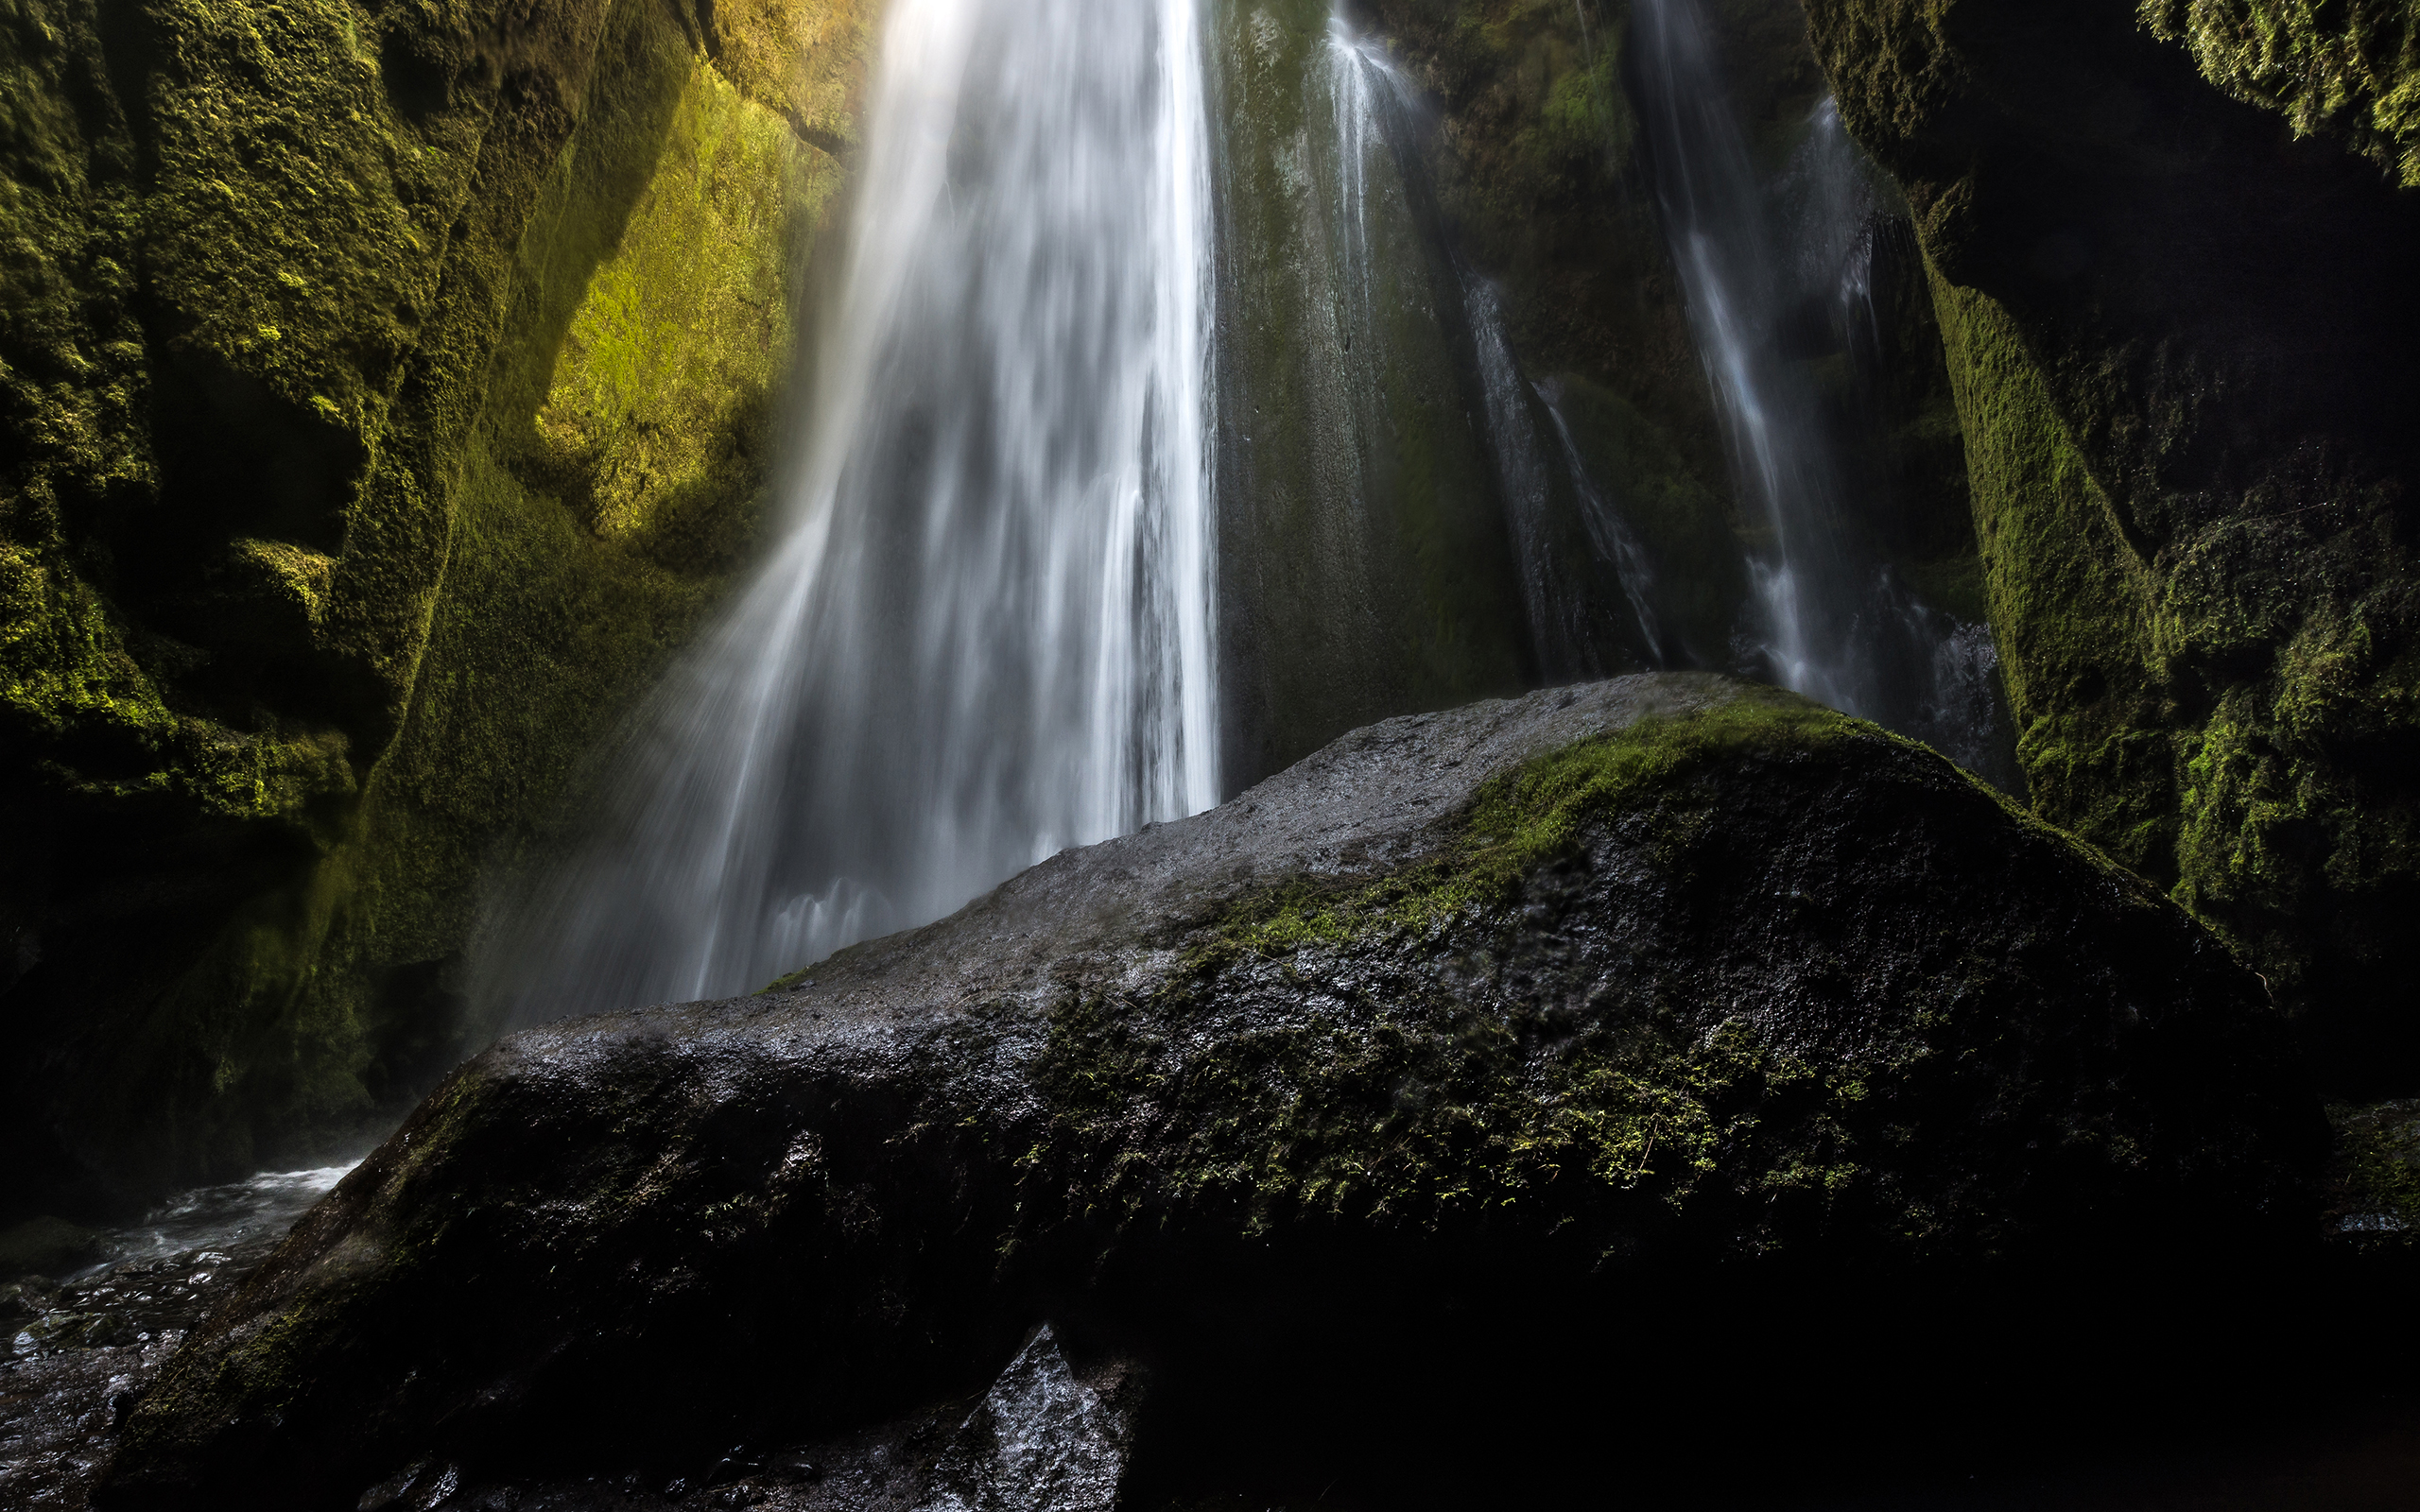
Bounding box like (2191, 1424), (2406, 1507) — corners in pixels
(482, 0), (1219, 1022)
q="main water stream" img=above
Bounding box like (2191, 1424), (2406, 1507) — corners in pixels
(480, 0), (1219, 1022)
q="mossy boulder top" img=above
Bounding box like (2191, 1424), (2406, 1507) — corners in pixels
(104, 674), (2321, 1509)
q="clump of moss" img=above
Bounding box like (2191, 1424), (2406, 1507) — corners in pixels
(1201, 689), (1854, 966)
(2141, 0), (2420, 187)
(1923, 274), (2175, 880)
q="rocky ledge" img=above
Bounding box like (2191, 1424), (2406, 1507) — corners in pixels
(97, 674), (2323, 1510)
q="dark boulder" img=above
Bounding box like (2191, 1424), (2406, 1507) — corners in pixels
(98, 674), (2321, 1509)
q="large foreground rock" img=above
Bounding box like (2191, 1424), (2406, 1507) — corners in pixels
(100, 675), (2320, 1509)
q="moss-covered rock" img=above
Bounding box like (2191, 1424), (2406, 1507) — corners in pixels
(0, 0), (870, 1211)
(1806, 0), (2420, 1089)
(2142, 0), (2420, 189)
(98, 674), (2319, 1509)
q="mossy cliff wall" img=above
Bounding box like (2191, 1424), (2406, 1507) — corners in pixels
(1339, 0), (1751, 672)
(0, 0), (871, 1211)
(1335, 0), (1989, 679)
(1206, 0), (1538, 783)
(1804, 0), (2420, 1088)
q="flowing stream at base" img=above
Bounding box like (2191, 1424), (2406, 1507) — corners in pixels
(481, 0), (1218, 1022)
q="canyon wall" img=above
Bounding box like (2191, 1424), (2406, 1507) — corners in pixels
(1805, 0), (2420, 1087)
(0, 0), (870, 1209)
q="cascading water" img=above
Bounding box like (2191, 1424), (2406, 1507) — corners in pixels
(1325, 17), (1659, 690)
(1632, 0), (2014, 782)
(479, 0), (1218, 1023)
(1632, 0), (1875, 713)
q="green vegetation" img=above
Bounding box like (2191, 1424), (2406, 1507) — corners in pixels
(1925, 276), (2173, 877)
(1028, 691), (2083, 1252)
(1810, 0), (2420, 1084)
(0, 0), (870, 1197)
(1200, 689), (1852, 966)
(2328, 1100), (2420, 1231)
(2142, 0), (2420, 187)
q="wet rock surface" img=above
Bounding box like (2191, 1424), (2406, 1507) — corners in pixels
(346, 1324), (1141, 1512)
(100, 674), (2325, 1509)
(1, 1241), (271, 1511)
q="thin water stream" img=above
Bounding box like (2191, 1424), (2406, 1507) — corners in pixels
(1632, 0), (2011, 778)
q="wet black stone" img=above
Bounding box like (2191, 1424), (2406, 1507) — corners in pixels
(96, 677), (2329, 1511)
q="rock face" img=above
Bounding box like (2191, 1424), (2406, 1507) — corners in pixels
(0, 0), (871, 1207)
(1212, 0), (1994, 771)
(99, 675), (2319, 1510)
(1804, 0), (2420, 1087)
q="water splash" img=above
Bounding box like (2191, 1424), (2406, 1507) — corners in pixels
(93, 1162), (359, 1272)
(481, 0), (1218, 1023)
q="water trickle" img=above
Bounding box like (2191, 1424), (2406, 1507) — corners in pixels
(1538, 380), (1666, 666)
(1324, 15), (1656, 689)
(1634, 0), (1870, 713)
(1632, 0), (2014, 783)
(481, 0), (1218, 1023)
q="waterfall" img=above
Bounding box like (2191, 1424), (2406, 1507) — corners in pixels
(1632, 0), (1875, 714)
(479, 0), (1218, 1023)
(1321, 17), (1658, 695)
(1632, 0), (2013, 782)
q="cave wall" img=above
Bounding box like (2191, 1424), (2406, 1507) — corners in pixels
(0, 0), (870, 1211)
(1343, 0), (1988, 662)
(1346, 0), (1749, 666)
(1805, 0), (2420, 1088)
(1207, 0), (1538, 786)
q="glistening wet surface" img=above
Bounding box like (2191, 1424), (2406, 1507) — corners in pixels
(0, 1162), (357, 1509)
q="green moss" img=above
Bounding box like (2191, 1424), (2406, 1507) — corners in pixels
(1201, 689), (1853, 967)
(1036, 695), (1952, 1246)
(1041, 982), (1847, 1242)
(1825, 0), (2420, 1084)
(2141, 0), (2420, 187)
(196, 0), (852, 1134)
(0, 0), (870, 1194)
(1925, 271), (2176, 880)
(2327, 1100), (2420, 1231)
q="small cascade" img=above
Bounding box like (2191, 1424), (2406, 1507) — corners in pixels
(1632, 0), (1874, 713)
(1632, 0), (2014, 782)
(1467, 273), (1664, 679)
(1537, 380), (1666, 665)
(479, 0), (1219, 1022)
(1324, 16), (1658, 690)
